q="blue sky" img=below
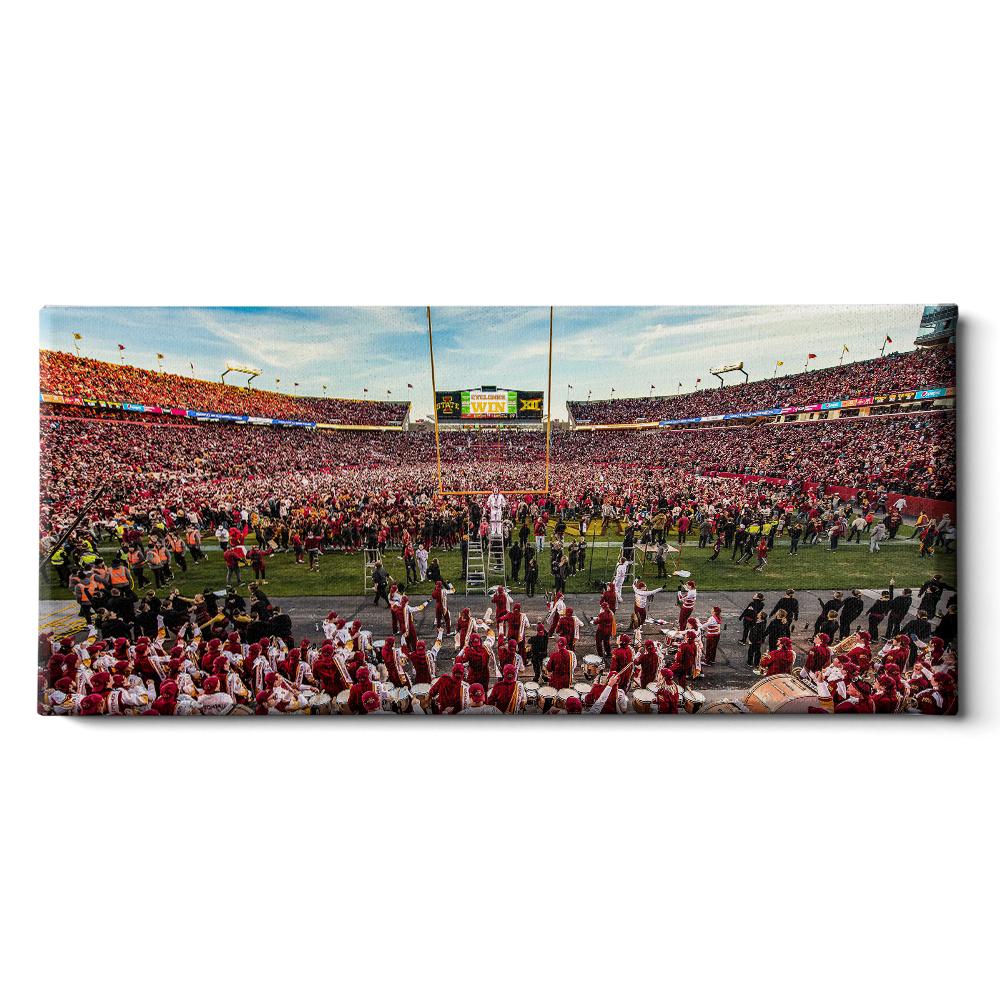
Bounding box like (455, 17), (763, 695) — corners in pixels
(39, 304), (930, 419)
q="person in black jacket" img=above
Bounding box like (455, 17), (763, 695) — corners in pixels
(747, 612), (768, 668)
(934, 605), (957, 647)
(812, 592), (843, 636)
(247, 613), (270, 646)
(838, 589), (864, 639)
(788, 522), (803, 555)
(528, 624), (549, 682)
(885, 581), (912, 639)
(738, 593), (765, 643)
(268, 607), (293, 645)
(524, 550), (538, 598)
(817, 611), (839, 646)
(723, 519), (736, 551)
(731, 525), (747, 561)
(764, 610), (791, 652)
(902, 611), (933, 667)
(769, 589), (799, 627)
(918, 574), (955, 616)
(134, 602), (158, 638)
(509, 540), (523, 583)
(867, 587), (892, 641)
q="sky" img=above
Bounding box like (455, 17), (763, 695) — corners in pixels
(39, 304), (932, 420)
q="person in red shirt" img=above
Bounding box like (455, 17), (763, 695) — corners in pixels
(637, 639), (661, 688)
(760, 636), (795, 676)
(611, 634), (635, 689)
(595, 601), (615, 658)
(431, 579), (453, 634)
(491, 585), (509, 625)
(347, 666), (377, 714)
(676, 514), (691, 546)
(601, 582), (618, 616)
(671, 631), (698, 690)
(545, 636), (575, 689)
(464, 634), (491, 694)
(430, 663), (468, 714)
(655, 667), (681, 713)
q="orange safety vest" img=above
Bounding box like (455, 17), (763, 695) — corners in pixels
(110, 566), (129, 586)
(170, 537), (183, 553)
(128, 550), (142, 567)
(78, 580), (98, 602)
(186, 529), (199, 545)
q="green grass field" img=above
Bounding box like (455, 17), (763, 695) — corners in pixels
(39, 524), (956, 602)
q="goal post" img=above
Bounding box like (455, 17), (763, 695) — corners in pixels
(426, 306), (554, 497)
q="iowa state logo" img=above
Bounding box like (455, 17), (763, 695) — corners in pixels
(437, 395), (459, 415)
(518, 396), (542, 413)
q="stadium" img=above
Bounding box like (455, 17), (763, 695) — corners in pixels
(37, 305), (958, 715)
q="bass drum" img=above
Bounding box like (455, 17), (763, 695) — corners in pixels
(582, 654), (603, 679)
(702, 700), (749, 714)
(743, 675), (822, 714)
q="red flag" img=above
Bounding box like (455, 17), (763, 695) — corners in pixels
(808, 353), (817, 359)
(364, 389), (368, 393)
(650, 385), (655, 390)
(886, 337), (892, 344)
(407, 383), (414, 388)
(387, 389), (392, 394)
(294, 382), (299, 387)
(118, 344), (125, 351)
(696, 378), (701, 383)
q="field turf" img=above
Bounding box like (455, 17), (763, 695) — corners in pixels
(38, 522), (957, 602)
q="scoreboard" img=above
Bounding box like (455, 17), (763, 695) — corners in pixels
(435, 387), (544, 422)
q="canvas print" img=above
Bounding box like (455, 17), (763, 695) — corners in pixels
(37, 305), (957, 716)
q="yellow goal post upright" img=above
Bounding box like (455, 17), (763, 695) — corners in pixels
(426, 305), (554, 497)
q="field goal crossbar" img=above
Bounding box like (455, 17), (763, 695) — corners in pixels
(426, 306), (554, 497)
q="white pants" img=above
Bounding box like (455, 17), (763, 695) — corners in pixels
(870, 539), (880, 552)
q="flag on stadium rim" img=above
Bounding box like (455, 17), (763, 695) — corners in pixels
(808, 353), (817, 358)
(651, 384), (655, 389)
(387, 389), (392, 394)
(118, 344), (125, 350)
(886, 337), (893, 343)
(775, 361), (783, 366)
(568, 384), (573, 388)
(157, 353), (164, 359)
(408, 383), (414, 388)
(843, 345), (849, 352)
(73, 333), (82, 340)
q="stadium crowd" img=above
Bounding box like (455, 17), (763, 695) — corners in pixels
(40, 350), (409, 425)
(567, 345), (955, 425)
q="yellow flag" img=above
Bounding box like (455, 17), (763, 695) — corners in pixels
(776, 361), (783, 366)
(73, 333), (82, 340)
(157, 353), (165, 359)
(843, 345), (849, 352)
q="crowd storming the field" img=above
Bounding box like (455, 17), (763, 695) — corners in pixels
(38, 345), (957, 715)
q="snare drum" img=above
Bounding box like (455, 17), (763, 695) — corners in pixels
(372, 639), (386, 661)
(682, 689), (707, 714)
(230, 704), (252, 715)
(631, 689), (655, 713)
(393, 687), (412, 714)
(523, 681), (541, 707)
(538, 685), (557, 707)
(742, 675), (822, 714)
(336, 690), (353, 714)
(646, 682), (659, 693)
(311, 693), (333, 715)
(556, 688), (576, 710)
(573, 682), (593, 703)
(380, 683), (395, 711)
(412, 683), (432, 711)
(582, 654), (603, 678)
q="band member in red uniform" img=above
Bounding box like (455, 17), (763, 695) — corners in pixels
(430, 663), (469, 714)
(678, 580), (697, 629)
(347, 649), (368, 682)
(637, 639), (661, 688)
(545, 636), (575, 689)
(601, 582), (618, 617)
(348, 666), (377, 714)
(432, 579), (452, 634)
(631, 581), (663, 629)
(396, 594), (419, 649)
(491, 585), (509, 624)
(388, 585), (402, 636)
(801, 633), (832, 680)
(487, 664), (527, 713)
(545, 591), (565, 637)
(464, 634), (491, 694)
(584, 671), (625, 714)
(381, 637), (412, 690)
(499, 602), (529, 659)
(703, 606), (722, 664)
(406, 640), (435, 685)
(455, 607), (474, 651)
(655, 667), (681, 714)
(595, 601), (615, 658)
(555, 606), (580, 650)
(760, 636), (796, 676)
(611, 634), (635, 689)
(671, 631), (697, 690)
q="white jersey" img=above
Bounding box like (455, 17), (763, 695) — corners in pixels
(486, 492), (506, 523)
(632, 584), (663, 609)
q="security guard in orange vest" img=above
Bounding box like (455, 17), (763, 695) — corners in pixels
(147, 542), (168, 589)
(108, 557), (136, 600)
(126, 546), (148, 589)
(73, 573), (100, 624)
(166, 531), (187, 573)
(185, 525), (204, 564)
